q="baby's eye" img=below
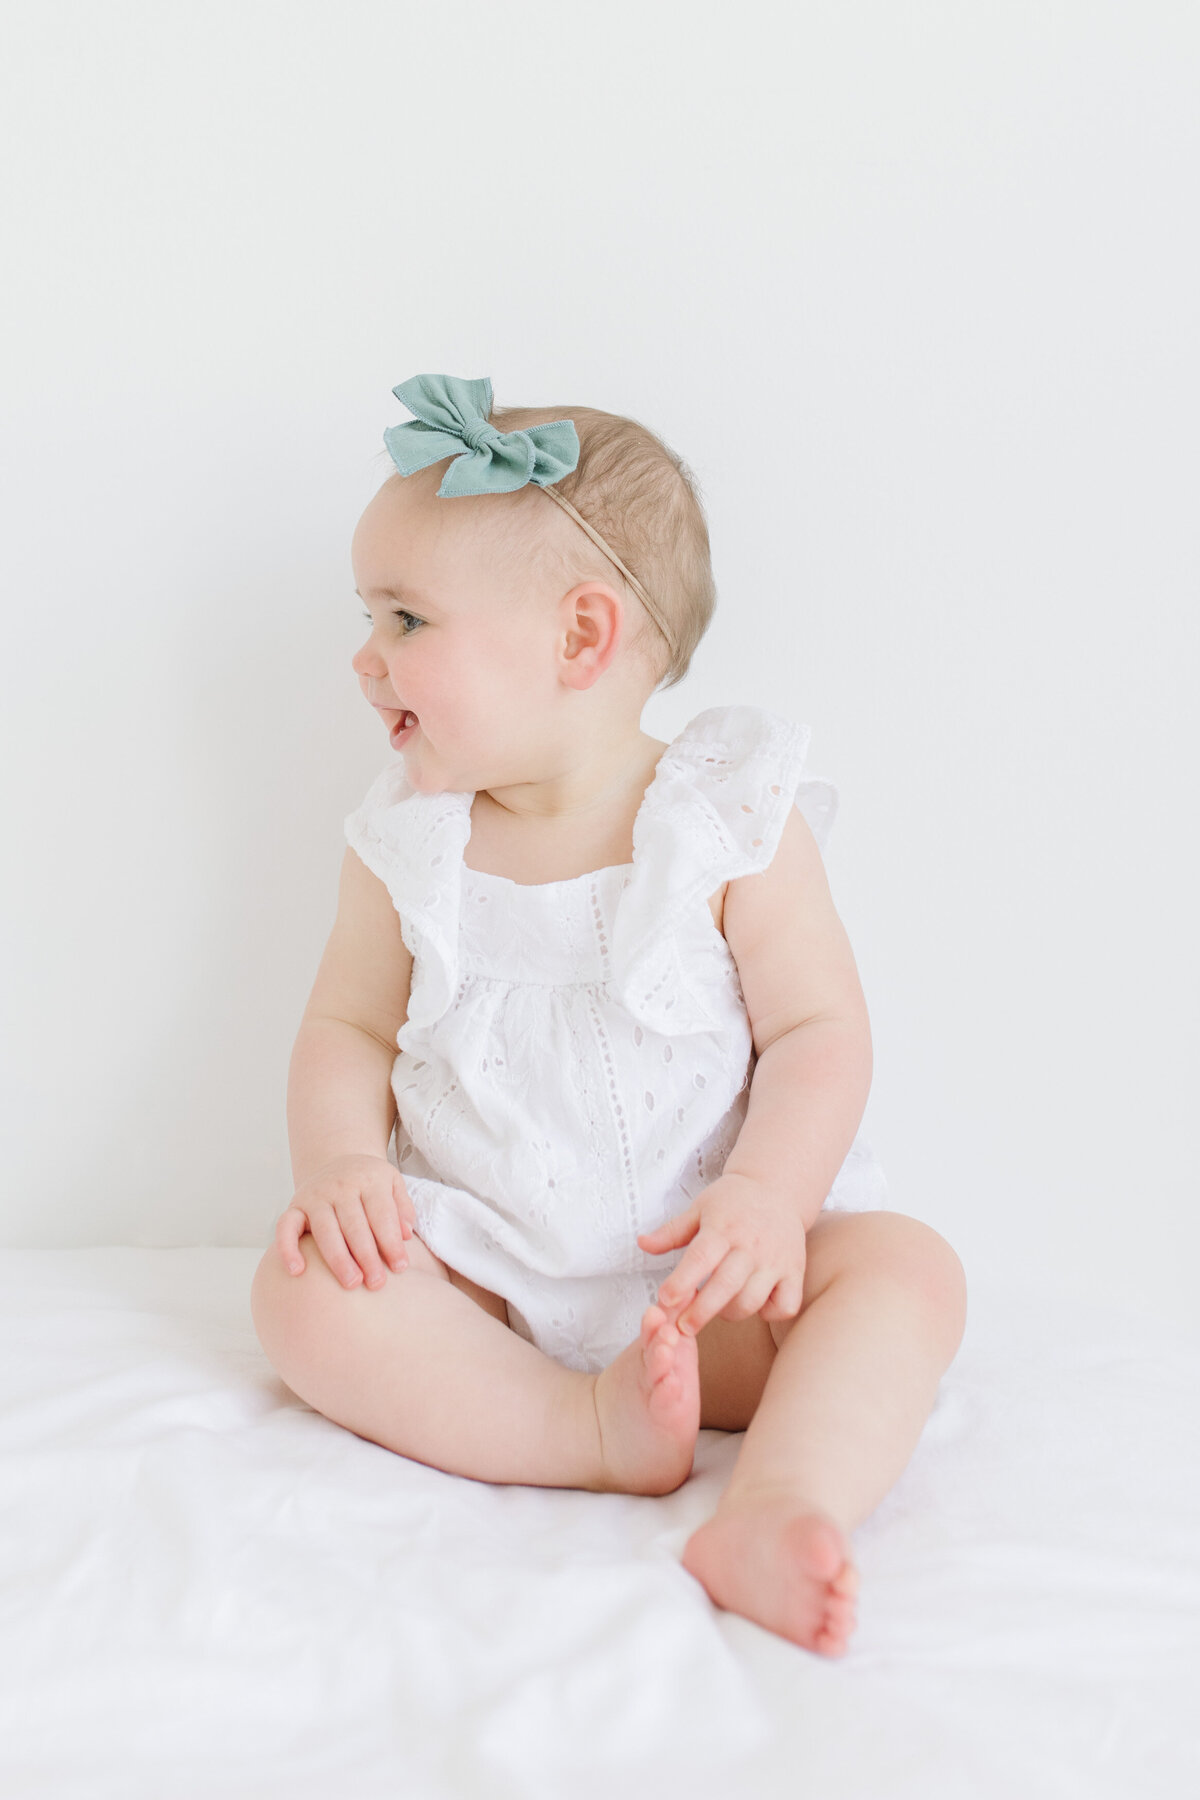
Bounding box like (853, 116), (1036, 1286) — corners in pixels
(360, 608), (423, 636)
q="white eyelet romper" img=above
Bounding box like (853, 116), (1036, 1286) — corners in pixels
(344, 704), (889, 1374)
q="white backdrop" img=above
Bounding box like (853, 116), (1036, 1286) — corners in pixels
(1, 1), (1195, 1334)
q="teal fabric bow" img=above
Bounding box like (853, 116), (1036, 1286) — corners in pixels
(383, 374), (580, 497)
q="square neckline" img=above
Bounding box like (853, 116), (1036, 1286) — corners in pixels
(459, 732), (681, 893)
(462, 859), (635, 893)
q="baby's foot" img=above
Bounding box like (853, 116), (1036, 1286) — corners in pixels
(590, 1304), (700, 1495)
(681, 1492), (860, 1656)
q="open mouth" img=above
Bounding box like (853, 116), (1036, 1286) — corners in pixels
(388, 709), (419, 748)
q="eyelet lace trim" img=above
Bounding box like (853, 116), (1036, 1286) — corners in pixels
(610, 706), (838, 1034)
(343, 705), (839, 1036)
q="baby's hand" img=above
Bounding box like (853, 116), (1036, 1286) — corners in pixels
(636, 1171), (807, 1336)
(275, 1154), (416, 1291)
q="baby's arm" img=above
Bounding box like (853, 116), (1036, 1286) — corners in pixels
(637, 808), (873, 1333)
(277, 847), (417, 1286)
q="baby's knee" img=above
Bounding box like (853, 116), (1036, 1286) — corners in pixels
(250, 1228), (448, 1355)
(871, 1214), (968, 1352)
(251, 1238), (317, 1372)
(813, 1212), (966, 1360)
(251, 1233), (359, 1375)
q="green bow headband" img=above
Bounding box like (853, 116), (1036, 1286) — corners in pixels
(382, 372), (673, 661)
(384, 373), (577, 497)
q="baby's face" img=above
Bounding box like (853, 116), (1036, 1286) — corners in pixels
(350, 468), (567, 795)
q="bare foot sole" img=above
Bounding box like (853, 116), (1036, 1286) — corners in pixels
(591, 1304), (700, 1495)
(681, 1494), (860, 1655)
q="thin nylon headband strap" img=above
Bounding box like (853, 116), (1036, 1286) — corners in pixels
(538, 485), (678, 667)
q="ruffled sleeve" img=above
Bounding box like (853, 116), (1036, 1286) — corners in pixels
(611, 706), (840, 1035)
(343, 764), (472, 1033)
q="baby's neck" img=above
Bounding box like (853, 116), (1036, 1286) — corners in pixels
(465, 734), (669, 886)
(480, 731), (664, 825)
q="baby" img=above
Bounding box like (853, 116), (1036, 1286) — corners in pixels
(250, 373), (968, 1658)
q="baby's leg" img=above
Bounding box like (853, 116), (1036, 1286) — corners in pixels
(680, 1211), (967, 1655)
(251, 1232), (699, 1493)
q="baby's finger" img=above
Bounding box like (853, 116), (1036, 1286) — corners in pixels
(336, 1204), (391, 1290)
(761, 1275), (805, 1322)
(718, 1265), (780, 1323)
(392, 1175), (416, 1238)
(310, 1212), (364, 1290)
(274, 1207), (309, 1275)
(657, 1226), (729, 1313)
(678, 1248), (755, 1337)
(637, 1197), (701, 1255)
(364, 1188), (409, 1273)
(653, 1292), (690, 1332)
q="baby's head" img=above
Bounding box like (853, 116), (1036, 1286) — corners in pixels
(350, 382), (716, 796)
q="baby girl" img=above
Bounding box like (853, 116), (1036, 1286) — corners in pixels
(250, 373), (968, 1658)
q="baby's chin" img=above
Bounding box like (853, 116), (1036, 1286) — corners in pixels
(390, 724), (522, 798)
(393, 739), (470, 796)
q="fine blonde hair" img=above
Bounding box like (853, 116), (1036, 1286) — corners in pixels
(488, 401), (716, 694)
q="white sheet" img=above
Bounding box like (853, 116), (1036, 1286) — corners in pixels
(1, 1248), (1197, 1799)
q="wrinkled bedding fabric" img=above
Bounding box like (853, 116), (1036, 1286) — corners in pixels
(0, 1248), (1196, 1800)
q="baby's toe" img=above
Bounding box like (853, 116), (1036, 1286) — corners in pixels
(831, 1561), (859, 1599)
(824, 1592), (857, 1631)
(641, 1302), (668, 1343)
(815, 1625), (851, 1658)
(647, 1335), (681, 1382)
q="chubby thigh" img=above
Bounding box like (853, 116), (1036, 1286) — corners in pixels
(293, 1224), (513, 1326)
(395, 1230), (513, 1323)
(265, 1223), (779, 1429)
(256, 1211), (948, 1437)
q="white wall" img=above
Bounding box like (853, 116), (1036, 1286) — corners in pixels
(1, 1), (1195, 1333)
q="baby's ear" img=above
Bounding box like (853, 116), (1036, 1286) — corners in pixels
(557, 582), (626, 689)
